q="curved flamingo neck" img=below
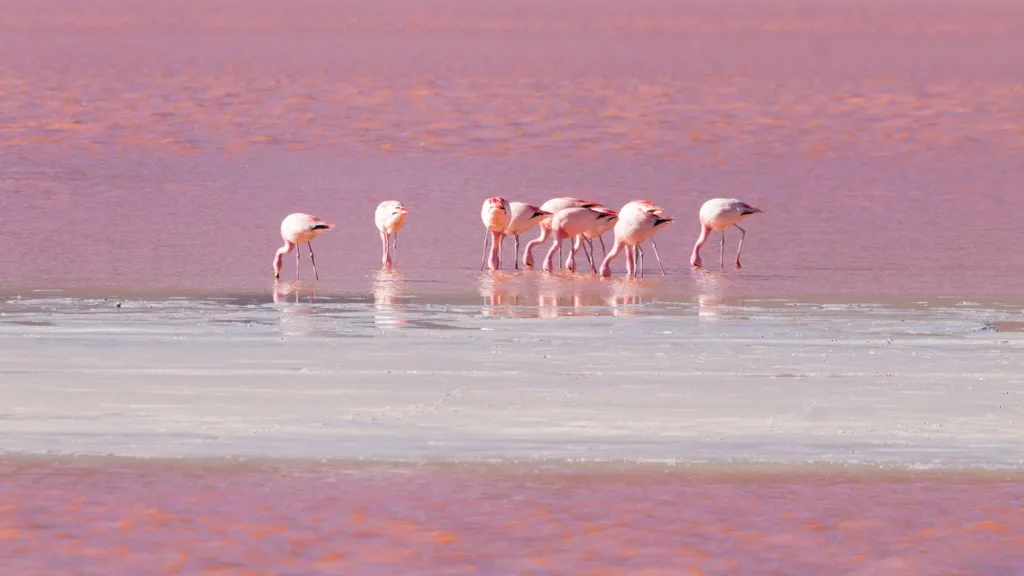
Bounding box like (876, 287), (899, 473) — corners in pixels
(690, 225), (711, 265)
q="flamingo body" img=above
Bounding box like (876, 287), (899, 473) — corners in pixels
(375, 201), (410, 268)
(523, 196), (601, 268)
(690, 198), (762, 269)
(273, 213), (334, 280)
(543, 207), (615, 273)
(504, 202), (550, 270)
(599, 201), (674, 278)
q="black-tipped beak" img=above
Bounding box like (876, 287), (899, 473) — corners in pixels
(274, 272), (280, 280)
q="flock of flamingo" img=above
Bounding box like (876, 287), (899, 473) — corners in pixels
(272, 197), (762, 281)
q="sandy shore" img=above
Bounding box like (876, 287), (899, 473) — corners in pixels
(1, 291), (1021, 467)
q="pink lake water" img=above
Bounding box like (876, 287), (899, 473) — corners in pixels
(1, 0), (1023, 298)
(2, 459), (1024, 575)
(3, 1), (1024, 573)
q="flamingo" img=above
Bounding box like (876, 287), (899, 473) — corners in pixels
(480, 197), (512, 271)
(523, 197), (601, 269)
(599, 202), (675, 278)
(581, 206), (619, 272)
(273, 213), (334, 281)
(690, 198), (763, 270)
(503, 202), (550, 270)
(626, 200), (668, 276)
(542, 207), (616, 273)
(374, 201), (410, 268)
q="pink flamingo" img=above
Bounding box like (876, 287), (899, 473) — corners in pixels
(503, 202), (551, 270)
(599, 202), (675, 278)
(627, 200), (668, 276)
(480, 197), (512, 270)
(523, 197), (601, 269)
(542, 207), (616, 273)
(581, 206), (619, 272)
(273, 213), (334, 280)
(374, 200), (410, 268)
(690, 198), (763, 270)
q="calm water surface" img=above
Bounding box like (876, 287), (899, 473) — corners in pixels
(1, 0), (1023, 298)
(2, 460), (1023, 575)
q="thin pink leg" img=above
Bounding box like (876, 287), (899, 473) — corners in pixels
(734, 224), (746, 269)
(513, 233), (520, 270)
(625, 244), (636, 278)
(650, 237), (666, 275)
(381, 232), (391, 268)
(309, 241), (320, 281)
(480, 228), (490, 271)
(295, 244), (301, 280)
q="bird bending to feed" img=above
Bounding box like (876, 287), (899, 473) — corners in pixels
(599, 201), (675, 278)
(625, 200), (668, 277)
(374, 201), (410, 268)
(690, 198), (762, 270)
(543, 207), (617, 273)
(273, 213), (334, 281)
(503, 202), (550, 270)
(480, 196), (512, 271)
(523, 196), (601, 269)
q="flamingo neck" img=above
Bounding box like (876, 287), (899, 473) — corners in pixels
(273, 241), (296, 275)
(690, 225), (711, 265)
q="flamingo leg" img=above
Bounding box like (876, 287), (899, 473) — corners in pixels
(308, 240), (320, 281)
(480, 228), (490, 271)
(650, 237), (666, 276)
(625, 243), (636, 278)
(636, 245), (645, 279)
(295, 243), (301, 280)
(599, 236), (607, 258)
(380, 232), (390, 268)
(733, 224), (746, 269)
(582, 238), (597, 274)
(720, 230), (726, 271)
(514, 233), (520, 270)
(497, 233), (505, 270)
(392, 232), (398, 264)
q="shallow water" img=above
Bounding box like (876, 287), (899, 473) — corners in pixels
(1, 0), (1023, 297)
(2, 459), (1024, 575)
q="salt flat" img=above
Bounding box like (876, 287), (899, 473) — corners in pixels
(1, 289), (1022, 467)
